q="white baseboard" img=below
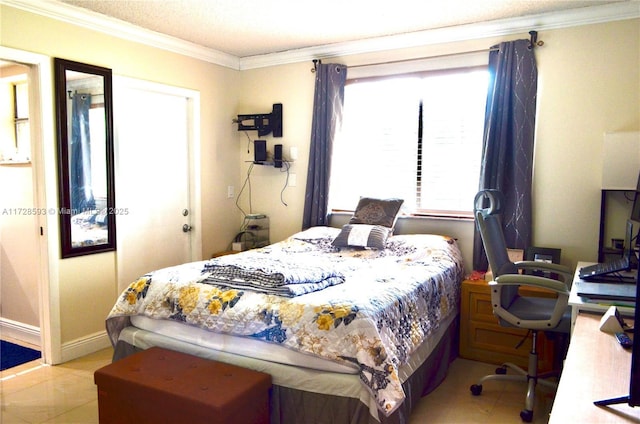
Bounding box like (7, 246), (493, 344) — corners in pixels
(0, 317), (41, 347)
(60, 331), (111, 363)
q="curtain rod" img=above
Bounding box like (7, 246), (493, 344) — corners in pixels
(67, 90), (104, 99)
(311, 48), (493, 72)
(345, 47), (497, 70)
(312, 30), (543, 72)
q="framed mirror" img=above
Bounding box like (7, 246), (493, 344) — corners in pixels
(54, 58), (116, 258)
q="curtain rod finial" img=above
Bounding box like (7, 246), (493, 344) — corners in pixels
(528, 30), (543, 50)
(311, 59), (321, 73)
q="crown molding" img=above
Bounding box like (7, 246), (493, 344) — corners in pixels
(3, 0), (639, 71)
(239, 2), (640, 70)
(1, 0), (240, 70)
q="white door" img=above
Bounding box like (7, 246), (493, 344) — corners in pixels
(114, 78), (198, 292)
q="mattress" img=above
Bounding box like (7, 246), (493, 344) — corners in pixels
(129, 314), (358, 374)
(116, 312), (457, 422)
(127, 308), (456, 381)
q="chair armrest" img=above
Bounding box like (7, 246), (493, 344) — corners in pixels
(513, 260), (573, 280)
(489, 274), (571, 330)
(491, 274), (570, 295)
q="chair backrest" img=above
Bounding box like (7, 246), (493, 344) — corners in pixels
(474, 190), (519, 305)
(474, 189), (571, 332)
(474, 190), (519, 276)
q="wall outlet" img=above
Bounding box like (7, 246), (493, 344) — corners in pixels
(227, 185), (234, 198)
(289, 173), (297, 187)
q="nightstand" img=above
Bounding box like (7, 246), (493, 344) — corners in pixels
(459, 279), (558, 372)
(211, 250), (239, 258)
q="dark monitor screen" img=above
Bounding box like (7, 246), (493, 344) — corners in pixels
(630, 171), (640, 222)
(596, 170), (640, 408)
(594, 262), (640, 408)
(632, 192), (640, 223)
(627, 174), (639, 406)
(630, 267), (640, 406)
(629, 169), (640, 406)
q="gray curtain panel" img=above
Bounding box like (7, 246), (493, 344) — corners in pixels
(70, 93), (96, 212)
(473, 39), (538, 271)
(302, 63), (347, 229)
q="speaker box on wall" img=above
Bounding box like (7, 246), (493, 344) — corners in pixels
(254, 140), (267, 162)
(274, 144), (283, 168)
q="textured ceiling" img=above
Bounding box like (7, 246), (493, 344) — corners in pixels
(58, 0), (626, 57)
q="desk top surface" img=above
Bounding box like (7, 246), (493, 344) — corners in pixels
(549, 313), (640, 423)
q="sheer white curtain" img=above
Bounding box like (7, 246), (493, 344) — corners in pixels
(329, 77), (420, 212)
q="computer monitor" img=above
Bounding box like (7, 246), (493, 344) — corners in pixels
(594, 261), (640, 408)
(630, 171), (640, 223)
(623, 219), (635, 266)
(629, 171), (640, 252)
(632, 279), (640, 407)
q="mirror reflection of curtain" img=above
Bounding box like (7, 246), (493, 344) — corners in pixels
(70, 93), (95, 212)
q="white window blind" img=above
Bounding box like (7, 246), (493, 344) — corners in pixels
(329, 67), (488, 217)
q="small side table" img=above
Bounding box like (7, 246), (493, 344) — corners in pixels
(211, 250), (239, 258)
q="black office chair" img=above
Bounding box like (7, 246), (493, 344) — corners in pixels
(470, 189), (572, 422)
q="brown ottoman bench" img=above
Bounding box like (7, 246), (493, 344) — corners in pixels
(94, 346), (272, 424)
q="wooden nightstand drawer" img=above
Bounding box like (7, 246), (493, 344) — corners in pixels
(460, 279), (557, 372)
(468, 291), (495, 323)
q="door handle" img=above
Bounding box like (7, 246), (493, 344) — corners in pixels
(182, 224), (192, 233)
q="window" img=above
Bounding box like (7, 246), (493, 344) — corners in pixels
(13, 82), (30, 161)
(329, 67), (488, 218)
(0, 75), (31, 163)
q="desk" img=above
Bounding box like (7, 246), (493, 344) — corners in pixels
(549, 312), (640, 423)
(569, 262), (636, 331)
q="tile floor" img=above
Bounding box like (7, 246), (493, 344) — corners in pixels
(0, 344), (553, 424)
(410, 359), (554, 423)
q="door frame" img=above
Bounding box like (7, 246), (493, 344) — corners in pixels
(113, 76), (202, 290)
(0, 46), (59, 364)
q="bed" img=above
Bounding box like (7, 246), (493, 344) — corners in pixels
(105, 225), (464, 423)
(70, 208), (108, 247)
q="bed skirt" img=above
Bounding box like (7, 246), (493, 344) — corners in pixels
(113, 316), (458, 424)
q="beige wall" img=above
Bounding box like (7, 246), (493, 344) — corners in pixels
(238, 18), (640, 272)
(534, 20), (640, 267)
(1, 5), (241, 357)
(1, 2), (638, 362)
(237, 62), (315, 243)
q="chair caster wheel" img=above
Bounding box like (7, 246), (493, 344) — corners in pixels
(520, 409), (533, 422)
(470, 384), (482, 396)
(496, 367), (507, 374)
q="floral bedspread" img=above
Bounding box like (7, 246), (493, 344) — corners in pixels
(106, 226), (464, 416)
